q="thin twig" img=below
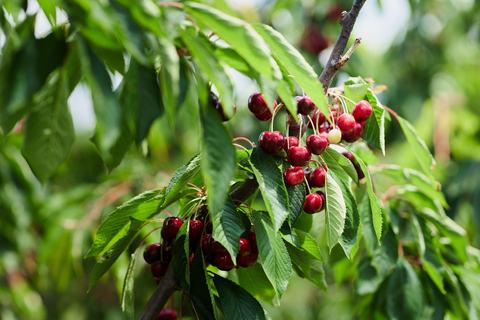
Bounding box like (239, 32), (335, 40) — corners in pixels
(336, 38), (362, 69)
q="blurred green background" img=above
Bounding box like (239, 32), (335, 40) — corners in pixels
(1, 0), (479, 319)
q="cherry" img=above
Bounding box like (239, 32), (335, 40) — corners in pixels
(299, 24), (329, 55)
(318, 121), (333, 134)
(210, 92), (235, 122)
(327, 128), (342, 144)
(306, 133), (328, 155)
(295, 96), (316, 115)
(341, 151), (356, 163)
(201, 234), (215, 255)
(189, 220), (204, 242)
(342, 122), (363, 143)
(208, 235), (227, 253)
(308, 167), (326, 188)
(287, 146), (311, 167)
(315, 191), (326, 211)
(309, 109), (326, 129)
(337, 113), (356, 133)
(248, 227), (258, 252)
(329, 110), (339, 123)
(283, 136), (299, 151)
(237, 251), (258, 268)
(304, 193), (323, 214)
(248, 92), (276, 115)
(254, 108), (273, 121)
(215, 253), (235, 271)
(258, 131), (284, 155)
(283, 166), (305, 186)
(327, 5), (346, 21)
(157, 309), (178, 320)
(161, 242), (173, 262)
(355, 163), (365, 180)
(360, 120), (366, 128)
(151, 261), (169, 278)
(144, 243), (162, 264)
(238, 238), (252, 257)
(352, 100), (373, 122)
(161, 217), (183, 242)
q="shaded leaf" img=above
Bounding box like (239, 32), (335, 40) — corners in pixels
(362, 89), (386, 154)
(212, 195), (244, 259)
(236, 263), (276, 305)
(323, 147), (358, 185)
(325, 171), (346, 251)
(121, 245), (141, 320)
(190, 248), (216, 320)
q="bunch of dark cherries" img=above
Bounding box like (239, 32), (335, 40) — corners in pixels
(248, 92), (372, 214)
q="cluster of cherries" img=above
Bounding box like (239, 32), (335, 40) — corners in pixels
(247, 92), (373, 214)
(156, 309), (177, 320)
(144, 217), (259, 280)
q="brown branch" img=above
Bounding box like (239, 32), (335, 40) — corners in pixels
(319, 0), (367, 93)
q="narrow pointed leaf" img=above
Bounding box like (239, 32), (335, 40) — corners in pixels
(236, 264), (276, 304)
(121, 246), (141, 320)
(212, 196), (244, 259)
(190, 248), (216, 320)
(323, 147), (358, 185)
(164, 153), (202, 206)
(287, 183), (306, 226)
(325, 171), (347, 251)
(158, 36), (180, 125)
(362, 89), (386, 154)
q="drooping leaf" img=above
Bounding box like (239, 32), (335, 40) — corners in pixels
(190, 248), (216, 320)
(212, 195), (244, 260)
(324, 171), (347, 251)
(22, 71), (74, 182)
(287, 183), (306, 226)
(252, 23), (329, 118)
(343, 78), (371, 112)
(356, 258), (383, 295)
(236, 263), (276, 305)
(121, 245), (141, 320)
(371, 228), (398, 278)
(275, 79), (298, 122)
(249, 148), (290, 231)
(38, 0), (57, 27)
(362, 89), (386, 154)
(164, 153), (202, 206)
(295, 229), (323, 261)
(285, 240), (326, 290)
(172, 223), (190, 291)
(253, 211), (292, 299)
(322, 147), (358, 185)
(157, 35), (180, 125)
(213, 275), (266, 320)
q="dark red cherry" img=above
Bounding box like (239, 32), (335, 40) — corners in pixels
(258, 131), (284, 155)
(248, 227), (258, 252)
(306, 133), (328, 155)
(157, 309), (178, 320)
(161, 217), (183, 242)
(355, 163), (365, 180)
(189, 220), (204, 242)
(309, 109), (326, 129)
(342, 122), (363, 143)
(201, 234), (215, 255)
(210, 92), (235, 122)
(254, 108), (273, 121)
(215, 253), (235, 271)
(208, 235), (227, 254)
(352, 100), (373, 122)
(283, 166), (305, 186)
(308, 167), (326, 188)
(304, 193), (323, 214)
(295, 96), (316, 115)
(341, 151), (355, 163)
(329, 110), (339, 123)
(283, 136), (299, 151)
(161, 242), (173, 262)
(144, 243), (162, 264)
(337, 113), (356, 133)
(287, 146), (311, 167)
(238, 238), (252, 257)
(151, 261), (169, 278)
(315, 191), (326, 211)
(237, 251), (258, 268)
(318, 121), (333, 133)
(248, 92), (276, 115)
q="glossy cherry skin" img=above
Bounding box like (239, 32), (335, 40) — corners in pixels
(189, 220), (204, 242)
(295, 96), (316, 115)
(338, 113), (356, 133)
(315, 191), (326, 211)
(238, 238), (252, 257)
(248, 92), (276, 115)
(342, 122), (363, 143)
(144, 243), (162, 264)
(309, 109), (326, 129)
(258, 131), (284, 155)
(327, 128), (342, 144)
(151, 261), (169, 278)
(304, 193), (323, 214)
(306, 134), (328, 155)
(329, 110), (339, 123)
(287, 146), (311, 167)
(355, 163), (365, 180)
(237, 251), (258, 268)
(308, 167), (326, 188)
(208, 235), (227, 254)
(157, 309), (178, 320)
(201, 234), (215, 255)
(318, 121), (333, 134)
(341, 151), (356, 163)
(215, 253), (235, 271)
(254, 108), (273, 121)
(283, 166), (305, 186)
(248, 227), (258, 252)
(161, 217), (183, 242)
(283, 136), (299, 151)
(352, 100), (373, 121)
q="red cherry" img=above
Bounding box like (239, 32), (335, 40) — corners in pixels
(283, 166), (305, 186)
(189, 220), (204, 242)
(254, 108), (273, 121)
(237, 251), (258, 268)
(315, 191), (326, 211)
(342, 122), (363, 143)
(352, 100), (373, 121)
(151, 261), (169, 278)
(329, 110), (339, 123)
(337, 113), (356, 133)
(238, 238), (252, 257)
(161, 242), (173, 262)
(318, 121), (333, 134)
(258, 131), (284, 155)
(161, 217), (183, 242)
(341, 151), (356, 163)
(308, 167), (326, 188)
(208, 235), (227, 254)
(144, 243), (162, 264)
(248, 227), (258, 252)
(309, 109), (326, 129)
(355, 163), (365, 180)
(360, 120), (366, 128)
(287, 146), (311, 167)
(215, 253), (235, 271)
(306, 134), (328, 155)
(201, 234), (214, 255)
(283, 136), (299, 151)
(210, 92), (235, 122)
(248, 93), (275, 115)
(304, 193), (323, 214)
(157, 309), (178, 320)
(295, 96), (316, 115)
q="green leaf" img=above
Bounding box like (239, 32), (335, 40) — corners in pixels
(285, 241), (326, 290)
(372, 228), (398, 278)
(356, 258), (383, 295)
(38, 0), (57, 27)
(275, 79), (298, 123)
(347, 147), (383, 243)
(253, 211), (292, 299)
(158, 36), (180, 125)
(190, 248), (216, 320)
(323, 147), (358, 185)
(358, 195), (378, 254)
(387, 258), (425, 320)
(201, 103), (236, 216)
(249, 148), (290, 231)
(286, 183), (306, 226)
(324, 171), (346, 251)
(121, 245), (141, 320)
(397, 116), (436, 182)
(22, 71), (74, 182)
(164, 153), (202, 206)
(185, 2), (274, 80)
(295, 229), (323, 261)
(86, 189), (164, 258)
(343, 78), (370, 112)
(236, 263), (276, 305)
(362, 89), (386, 154)
(172, 223), (190, 291)
(212, 195), (244, 260)
(252, 23), (329, 118)
(213, 275), (266, 320)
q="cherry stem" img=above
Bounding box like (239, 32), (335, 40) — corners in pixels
(233, 143), (249, 151)
(157, 1), (184, 8)
(383, 105), (400, 120)
(269, 103), (284, 132)
(307, 115), (317, 135)
(318, 155), (328, 169)
(164, 210), (172, 217)
(182, 291), (201, 320)
(233, 199), (254, 211)
(309, 159), (323, 168)
(303, 176), (312, 194)
(187, 183), (202, 192)
(233, 137), (255, 148)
